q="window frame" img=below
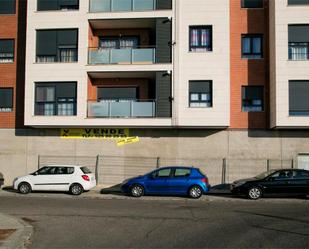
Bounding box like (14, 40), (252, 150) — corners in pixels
(189, 80), (213, 108)
(241, 34), (263, 59)
(36, 29), (79, 63)
(189, 25), (213, 52)
(241, 85), (264, 112)
(0, 87), (13, 112)
(34, 82), (77, 116)
(0, 39), (14, 63)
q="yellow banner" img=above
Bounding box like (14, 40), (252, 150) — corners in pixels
(61, 128), (129, 139)
(117, 137), (140, 146)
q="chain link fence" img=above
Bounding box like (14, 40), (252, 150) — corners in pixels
(38, 155), (294, 186)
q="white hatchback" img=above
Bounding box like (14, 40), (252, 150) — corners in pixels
(13, 165), (96, 195)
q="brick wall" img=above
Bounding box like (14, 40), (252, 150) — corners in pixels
(230, 0), (269, 129)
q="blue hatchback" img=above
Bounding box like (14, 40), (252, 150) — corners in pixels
(121, 166), (210, 199)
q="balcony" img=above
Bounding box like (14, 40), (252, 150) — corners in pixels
(88, 46), (155, 65)
(289, 42), (309, 61)
(89, 0), (172, 13)
(88, 100), (156, 118)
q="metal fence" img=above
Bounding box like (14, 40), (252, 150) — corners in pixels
(38, 155), (294, 187)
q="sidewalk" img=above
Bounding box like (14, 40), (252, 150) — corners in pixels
(0, 213), (33, 249)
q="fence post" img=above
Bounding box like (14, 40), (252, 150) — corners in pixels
(156, 157), (160, 169)
(95, 155), (99, 184)
(291, 158), (294, 169)
(222, 158), (226, 184)
(38, 155), (40, 170)
(267, 159), (270, 171)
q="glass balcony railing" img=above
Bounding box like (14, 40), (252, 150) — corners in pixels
(88, 100), (156, 118)
(289, 42), (309, 61)
(88, 47), (156, 65)
(89, 0), (171, 12)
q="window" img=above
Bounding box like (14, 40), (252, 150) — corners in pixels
(189, 81), (212, 108)
(294, 170), (309, 179)
(37, 0), (79, 11)
(98, 87), (137, 101)
(154, 168), (171, 178)
(288, 0), (309, 5)
(189, 26), (212, 52)
(36, 29), (78, 63)
(288, 25), (309, 60)
(81, 167), (92, 174)
(289, 80), (309, 116)
(242, 86), (264, 112)
(0, 39), (14, 63)
(241, 34), (263, 59)
(37, 166), (56, 175)
(241, 0), (263, 8)
(0, 88), (13, 112)
(35, 82), (77, 116)
(174, 168), (191, 177)
(271, 170), (293, 180)
(54, 167), (74, 174)
(99, 36), (139, 49)
(0, 0), (15, 14)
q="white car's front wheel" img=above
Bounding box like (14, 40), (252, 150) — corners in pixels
(18, 182), (31, 194)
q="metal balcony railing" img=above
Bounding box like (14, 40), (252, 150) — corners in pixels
(289, 42), (309, 60)
(89, 0), (170, 12)
(88, 46), (156, 65)
(88, 100), (156, 118)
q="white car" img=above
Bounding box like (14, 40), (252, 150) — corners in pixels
(13, 165), (96, 195)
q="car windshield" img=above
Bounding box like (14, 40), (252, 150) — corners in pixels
(254, 169), (277, 179)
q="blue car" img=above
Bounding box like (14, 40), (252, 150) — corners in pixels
(121, 166), (210, 199)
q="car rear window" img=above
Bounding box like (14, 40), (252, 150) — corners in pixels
(174, 168), (191, 177)
(81, 167), (92, 174)
(198, 169), (207, 176)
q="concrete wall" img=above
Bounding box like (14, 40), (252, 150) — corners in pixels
(1, 128), (308, 187)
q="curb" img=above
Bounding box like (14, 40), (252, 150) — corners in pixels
(0, 215), (33, 249)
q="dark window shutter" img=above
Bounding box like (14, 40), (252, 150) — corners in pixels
(289, 81), (309, 111)
(242, 86), (263, 100)
(189, 81), (211, 93)
(37, 0), (58, 11)
(56, 83), (77, 98)
(289, 25), (309, 43)
(0, 88), (13, 108)
(57, 29), (78, 46)
(36, 30), (57, 56)
(0, 0), (15, 14)
(0, 40), (14, 53)
(98, 88), (137, 99)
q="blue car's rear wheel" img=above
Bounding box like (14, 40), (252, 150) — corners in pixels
(130, 184), (144, 197)
(189, 185), (203, 199)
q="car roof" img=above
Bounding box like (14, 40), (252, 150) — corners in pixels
(156, 166), (196, 170)
(41, 165), (84, 168)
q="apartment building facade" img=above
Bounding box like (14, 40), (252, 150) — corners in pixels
(1, 0), (309, 186)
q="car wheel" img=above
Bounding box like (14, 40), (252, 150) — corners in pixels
(70, 183), (83, 195)
(130, 184), (144, 197)
(247, 187), (262, 200)
(189, 185), (203, 199)
(18, 182), (31, 194)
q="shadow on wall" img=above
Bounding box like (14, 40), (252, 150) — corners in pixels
(246, 0), (269, 129)
(15, 0), (27, 128)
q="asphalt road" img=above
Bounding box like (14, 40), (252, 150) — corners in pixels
(0, 196), (308, 249)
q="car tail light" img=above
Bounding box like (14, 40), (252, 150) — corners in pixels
(201, 178), (208, 184)
(82, 175), (90, 181)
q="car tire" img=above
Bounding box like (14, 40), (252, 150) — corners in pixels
(247, 186), (262, 200)
(130, 184), (144, 197)
(189, 185), (203, 199)
(18, 182), (31, 194)
(70, 183), (84, 196)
